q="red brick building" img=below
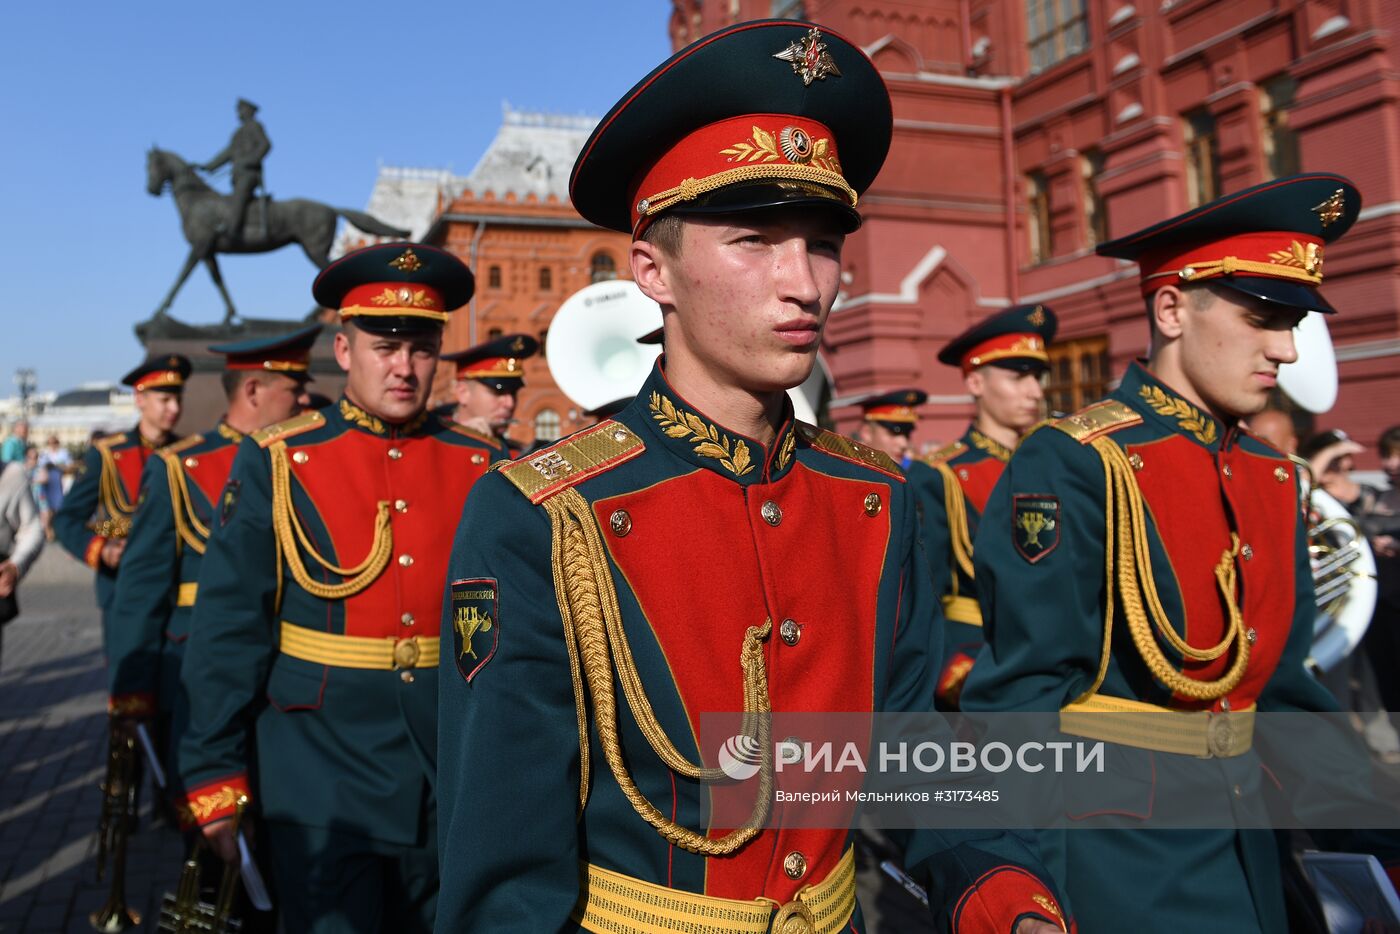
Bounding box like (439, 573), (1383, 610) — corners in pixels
(672, 0), (1400, 464)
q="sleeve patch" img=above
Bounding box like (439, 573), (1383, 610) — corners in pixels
(450, 578), (498, 682)
(219, 479), (240, 527)
(1012, 494), (1060, 564)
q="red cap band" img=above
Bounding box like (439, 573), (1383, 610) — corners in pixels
(339, 282), (449, 322)
(961, 334), (1048, 375)
(864, 404), (918, 424)
(457, 357), (526, 380)
(133, 370), (185, 390)
(1138, 231), (1325, 296)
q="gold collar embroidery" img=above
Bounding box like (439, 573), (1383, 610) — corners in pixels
(216, 422), (244, 443)
(1137, 384), (1218, 445)
(969, 428), (1013, 462)
(775, 429), (797, 472)
(339, 398), (429, 436)
(649, 391), (755, 477)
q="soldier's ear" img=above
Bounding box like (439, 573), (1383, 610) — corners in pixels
(964, 368), (985, 399)
(631, 239), (675, 308)
(1151, 285), (1188, 341)
(332, 330), (353, 373)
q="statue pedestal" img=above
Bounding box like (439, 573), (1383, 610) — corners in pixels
(134, 311), (344, 430)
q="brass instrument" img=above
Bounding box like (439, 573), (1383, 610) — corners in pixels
(90, 723), (139, 932)
(157, 796), (248, 933)
(88, 516), (133, 540)
(1292, 455), (1379, 673)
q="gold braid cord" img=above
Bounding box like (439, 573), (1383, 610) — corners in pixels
(97, 443), (136, 522)
(933, 463), (975, 582)
(268, 442), (393, 600)
(159, 451), (211, 555)
(542, 488), (773, 855)
(1074, 438), (1248, 702)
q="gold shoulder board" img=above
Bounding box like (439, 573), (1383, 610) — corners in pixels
(496, 420), (645, 505)
(1052, 400), (1142, 444)
(922, 440), (967, 466)
(94, 432), (129, 451)
(798, 423), (904, 480)
(159, 434), (205, 458)
(438, 416), (500, 447)
(253, 411), (326, 449)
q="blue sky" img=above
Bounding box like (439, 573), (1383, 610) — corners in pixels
(0, 1), (672, 394)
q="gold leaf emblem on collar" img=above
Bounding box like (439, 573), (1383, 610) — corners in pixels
(1138, 384), (1218, 445)
(340, 398), (386, 435)
(649, 392), (754, 477)
(970, 429), (1013, 462)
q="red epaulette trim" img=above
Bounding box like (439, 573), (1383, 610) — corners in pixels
(108, 693), (156, 718)
(84, 535), (106, 570)
(181, 774), (253, 827)
(953, 865), (1070, 933)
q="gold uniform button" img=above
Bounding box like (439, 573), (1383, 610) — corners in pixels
(399, 554), (414, 567)
(184, 457), (199, 469)
(1128, 453), (1144, 471)
(958, 469), (969, 481)
(395, 499), (408, 513)
(402, 613), (415, 626)
(400, 670), (415, 684)
(761, 501), (782, 526)
(1241, 544), (1253, 561)
(613, 428), (630, 443)
(783, 851), (808, 880)
(1274, 466), (1290, 482)
(388, 447), (403, 460)
(1245, 627), (1257, 644)
(293, 451), (309, 464)
(1223, 464), (1233, 479)
(609, 510), (632, 536)
(863, 493), (881, 517)
(1232, 784), (1243, 798)
(779, 618), (801, 646)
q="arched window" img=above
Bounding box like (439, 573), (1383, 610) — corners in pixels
(534, 408), (561, 443)
(539, 266), (553, 291)
(488, 265), (502, 289)
(590, 252), (617, 282)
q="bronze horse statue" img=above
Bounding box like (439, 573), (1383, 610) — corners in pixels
(146, 147), (409, 323)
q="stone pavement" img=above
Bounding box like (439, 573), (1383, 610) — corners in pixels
(0, 549), (183, 934)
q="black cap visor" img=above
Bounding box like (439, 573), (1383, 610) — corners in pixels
(984, 359), (1051, 375)
(1207, 276), (1336, 315)
(665, 178), (861, 233)
(347, 316), (447, 338)
(869, 420), (914, 436)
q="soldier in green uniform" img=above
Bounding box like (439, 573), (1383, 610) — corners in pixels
(853, 388), (928, 469)
(176, 244), (500, 932)
(440, 332), (539, 457)
(962, 175), (1400, 930)
(54, 355), (189, 641)
(105, 325), (318, 804)
(437, 21), (1068, 934)
(907, 305), (1056, 708)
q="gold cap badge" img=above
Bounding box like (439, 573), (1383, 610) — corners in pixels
(1312, 189), (1346, 227)
(773, 27), (842, 86)
(389, 249), (423, 272)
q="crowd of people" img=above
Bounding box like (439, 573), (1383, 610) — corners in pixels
(6, 17), (1400, 934)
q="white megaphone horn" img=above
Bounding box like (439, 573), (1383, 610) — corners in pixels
(1277, 312), (1338, 413)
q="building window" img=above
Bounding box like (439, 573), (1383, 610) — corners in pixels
(1027, 170), (1052, 265)
(1183, 108), (1220, 208)
(1045, 336), (1110, 416)
(771, 0), (805, 17)
(539, 266), (552, 291)
(538, 329), (548, 360)
(488, 327), (503, 340)
(488, 265), (501, 289)
(534, 408), (561, 443)
(1081, 150), (1108, 247)
(1025, 0), (1088, 73)
(1261, 75), (1301, 180)
(590, 252), (617, 283)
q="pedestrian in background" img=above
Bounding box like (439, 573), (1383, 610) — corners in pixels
(0, 455), (45, 660)
(1, 419), (28, 465)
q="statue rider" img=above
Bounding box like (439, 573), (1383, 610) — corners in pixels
(200, 98), (270, 240)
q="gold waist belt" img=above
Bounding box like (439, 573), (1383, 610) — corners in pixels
(278, 623), (439, 670)
(574, 846), (856, 934)
(942, 594), (983, 627)
(176, 582), (198, 607)
(1060, 692), (1255, 758)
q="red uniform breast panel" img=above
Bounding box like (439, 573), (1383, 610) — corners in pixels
(112, 443), (151, 503)
(289, 432), (488, 639)
(955, 457), (1004, 515)
(186, 446), (240, 510)
(596, 461), (892, 902)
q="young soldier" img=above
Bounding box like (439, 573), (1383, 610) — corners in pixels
(963, 175), (1398, 929)
(105, 325), (317, 794)
(440, 332), (539, 457)
(54, 355), (189, 637)
(854, 388), (928, 468)
(906, 305), (1056, 708)
(437, 21), (1067, 934)
(176, 244), (499, 931)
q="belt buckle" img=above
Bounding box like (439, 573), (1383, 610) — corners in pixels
(392, 637), (421, 671)
(770, 893), (815, 934)
(1206, 711), (1236, 758)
